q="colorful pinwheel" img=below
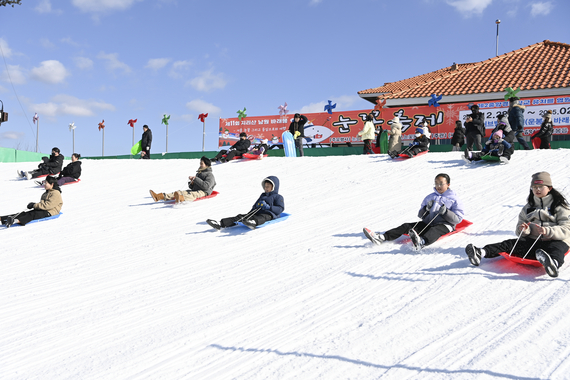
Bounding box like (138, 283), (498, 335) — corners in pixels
(324, 100), (336, 114)
(237, 108), (247, 121)
(33, 113), (39, 124)
(98, 119), (105, 131)
(504, 86), (521, 100)
(161, 114), (170, 126)
(428, 94), (442, 107)
(198, 113), (209, 152)
(127, 119), (137, 128)
(278, 102), (289, 116)
(198, 113), (208, 122)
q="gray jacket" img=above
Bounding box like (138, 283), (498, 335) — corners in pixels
(189, 167), (216, 195)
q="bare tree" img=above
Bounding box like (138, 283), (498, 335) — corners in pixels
(0, 0), (22, 7)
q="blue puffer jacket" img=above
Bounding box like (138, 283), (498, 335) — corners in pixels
(418, 188), (464, 229)
(251, 175), (285, 218)
(508, 103), (525, 131)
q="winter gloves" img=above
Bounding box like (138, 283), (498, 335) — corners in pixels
(439, 205), (448, 215)
(27, 202), (35, 209)
(294, 131), (301, 139)
(257, 201), (270, 210)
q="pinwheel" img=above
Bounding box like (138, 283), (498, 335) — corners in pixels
(198, 113), (209, 151)
(32, 113), (39, 152)
(278, 102), (289, 117)
(69, 122), (77, 153)
(162, 114), (170, 153)
(237, 107), (247, 121)
(324, 100), (336, 114)
(98, 120), (106, 156)
(374, 98), (386, 111)
(504, 86), (521, 101)
(428, 94), (442, 108)
(128, 118), (137, 146)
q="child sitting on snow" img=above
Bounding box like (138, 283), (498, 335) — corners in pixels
(388, 127), (430, 158)
(248, 139), (269, 159)
(465, 172), (570, 278)
(207, 176), (284, 230)
(363, 173), (464, 250)
(1, 176), (63, 227)
(149, 156), (216, 204)
(462, 129), (512, 163)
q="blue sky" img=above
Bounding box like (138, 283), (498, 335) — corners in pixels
(0, 0), (568, 156)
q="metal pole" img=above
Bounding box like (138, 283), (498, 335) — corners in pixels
(72, 129), (75, 154)
(36, 120), (39, 152)
(102, 128), (105, 157)
(166, 124), (169, 153)
(495, 19), (501, 57)
(132, 127), (135, 147)
(202, 121), (206, 152)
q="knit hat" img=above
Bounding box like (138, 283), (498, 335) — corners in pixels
(200, 156), (212, 167)
(493, 130), (504, 138)
(531, 172), (552, 187)
(392, 116), (400, 123)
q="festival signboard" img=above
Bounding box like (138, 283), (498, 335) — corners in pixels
(218, 95), (570, 148)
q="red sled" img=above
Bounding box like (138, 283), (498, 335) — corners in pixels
(497, 249), (569, 267)
(398, 150), (428, 159)
(63, 179), (81, 185)
(242, 153), (268, 159)
(222, 154), (242, 160)
(391, 219), (473, 244)
(196, 190), (219, 201)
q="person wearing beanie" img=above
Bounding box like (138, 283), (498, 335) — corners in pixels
(531, 110), (553, 149)
(19, 147), (65, 180)
(388, 126), (429, 158)
(364, 173), (464, 251)
(464, 104), (486, 151)
(451, 120), (466, 151)
(212, 131), (251, 163)
(462, 129), (513, 163)
(141, 125), (153, 159)
(248, 139), (270, 159)
(289, 113), (308, 157)
(1, 176), (63, 227)
(387, 116), (402, 153)
(149, 156), (216, 204)
(508, 97), (531, 150)
(357, 113), (376, 155)
(465, 172), (570, 278)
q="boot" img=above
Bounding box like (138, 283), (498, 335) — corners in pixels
(174, 191), (184, 204)
(149, 190), (164, 202)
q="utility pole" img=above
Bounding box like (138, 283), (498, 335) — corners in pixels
(496, 19), (501, 57)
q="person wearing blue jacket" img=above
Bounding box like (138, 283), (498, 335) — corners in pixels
(207, 176), (285, 230)
(508, 97), (531, 150)
(462, 130), (513, 163)
(364, 173), (464, 250)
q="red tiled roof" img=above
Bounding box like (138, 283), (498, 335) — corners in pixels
(358, 40), (570, 101)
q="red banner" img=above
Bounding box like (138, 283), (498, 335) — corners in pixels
(218, 95), (570, 148)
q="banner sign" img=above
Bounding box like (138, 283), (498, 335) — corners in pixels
(218, 95), (570, 148)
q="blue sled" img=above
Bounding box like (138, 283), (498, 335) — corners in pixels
(282, 131), (296, 158)
(4, 212), (62, 228)
(238, 212), (290, 229)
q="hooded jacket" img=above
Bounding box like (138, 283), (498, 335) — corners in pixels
(482, 130), (512, 154)
(419, 188), (464, 229)
(252, 175), (284, 218)
(491, 116), (515, 143)
(142, 128), (153, 150)
(508, 102), (526, 131)
(464, 110), (486, 136)
(518, 194), (570, 246)
(42, 153), (65, 174)
(289, 115), (308, 137)
(451, 123), (465, 146)
(358, 121), (376, 141)
(230, 138), (251, 153)
(59, 160), (82, 179)
(189, 166), (216, 195)
(33, 187), (63, 216)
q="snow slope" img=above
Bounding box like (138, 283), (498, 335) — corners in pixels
(2, 150), (570, 380)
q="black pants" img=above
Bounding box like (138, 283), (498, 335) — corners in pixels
(1, 210), (51, 226)
(471, 148), (513, 161)
(483, 238), (568, 267)
(294, 137), (304, 157)
(384, 222), (451, 246)
(214, 149), (245, 161)
(363, 139), (374, 154)
(141, 149), (151, 159)
(220, 213), (273, 228)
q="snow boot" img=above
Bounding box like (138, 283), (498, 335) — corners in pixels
(536, 249), (559, 278)
(499, 156), (509, 164)
(5, 216), (15, 228)
(408, 229), (424, 250)
(465, 244), (482, 266)
(242, 219), (257, 230)
(25, 171), (32, 180)
(17, 170), (25, 178)
(35, 180), (45, 186)
(363, 228), (385, 245)
(174, 191), (184, 204)
(206, 219), (222, 230)
(462, 150), (472, 164)
(149, 190), (164, 202)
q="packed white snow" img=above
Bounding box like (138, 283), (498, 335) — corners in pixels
(2, 150), (570, 379)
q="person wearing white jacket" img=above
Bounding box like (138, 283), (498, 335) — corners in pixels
(387, 116), (402, 153)
(358, 113), (376, 154)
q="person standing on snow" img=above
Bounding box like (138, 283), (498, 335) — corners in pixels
(387, 116), (403, 154)
(531, 110), (553, 149)
(289, 113), (308, 157)
(451, 120), (465, 151)
(465, 172), (570, 278)
(363, 173), (464, 250)
(508, 97), (531, 150)
(357, 113), (376, 155)
(141, 125), (153, 159)
(464, 104), (485, 151)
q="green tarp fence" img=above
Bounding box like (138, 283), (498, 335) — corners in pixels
(0, 147), (48, 163)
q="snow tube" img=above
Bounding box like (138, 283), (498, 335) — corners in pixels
(497, 249), (569, 267)
(398, 150), (428, 159)
(238, 212), (290, 229)
(242, 153), (268, 159)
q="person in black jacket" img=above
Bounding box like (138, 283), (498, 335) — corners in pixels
(212, 132), (251, 163)
(531, 110), (553, 149)
(451, 120), (465, 151)
(464, 104), (485, 151)
(141, 125), (152, 159)
(207, 176), (285, 230)
(36, 153), (82, 187)
(20, 147), (65, 180)
(289, 113), (308, 157)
